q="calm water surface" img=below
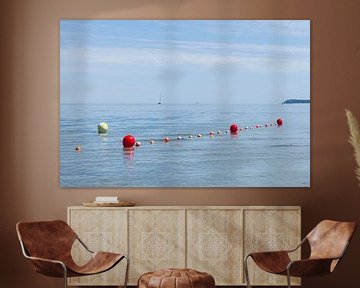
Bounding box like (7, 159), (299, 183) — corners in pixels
(60, 104), (310, 187)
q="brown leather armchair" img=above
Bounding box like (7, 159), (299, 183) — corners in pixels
(16, 220), (129, 288)
(244, 220), (356, 288)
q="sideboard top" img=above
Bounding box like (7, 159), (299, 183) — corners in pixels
(68, 205), (301, 210)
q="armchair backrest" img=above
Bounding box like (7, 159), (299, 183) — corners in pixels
(16, 220), (77, 261)
(307, 220), (356, 261)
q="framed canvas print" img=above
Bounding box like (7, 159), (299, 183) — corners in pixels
(60, 20), (310, 187)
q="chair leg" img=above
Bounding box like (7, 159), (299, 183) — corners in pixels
(286, 269), (291, 288)
(62, 265), (68, 288)
(244, 255), (252, 288)
(123, 255), (130, 288)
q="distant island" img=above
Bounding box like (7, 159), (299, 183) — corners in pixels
(282, 99), (310, 104)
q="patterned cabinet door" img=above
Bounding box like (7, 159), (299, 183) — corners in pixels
(244, 209), (301, 286)
(68, 208), (128, 286)
(187, 209), (243, 285)
(128, 209), (186, 284)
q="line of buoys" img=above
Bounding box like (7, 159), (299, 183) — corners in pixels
(76, 118), (284, 151)
(141, 119), (282, 146)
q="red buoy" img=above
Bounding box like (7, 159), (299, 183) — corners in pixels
(230, 124), (238, 134)
(277, 118), (283, 126)
(122, 135), (136, 148)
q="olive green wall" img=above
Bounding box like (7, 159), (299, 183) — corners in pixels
(1, 0), (360, 287)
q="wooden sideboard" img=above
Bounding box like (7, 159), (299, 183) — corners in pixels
(67, 206), (301, 286)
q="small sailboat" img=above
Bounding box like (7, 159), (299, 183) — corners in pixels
(158, 93), (162, 105)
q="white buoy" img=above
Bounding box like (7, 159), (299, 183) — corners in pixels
(97, 122), (108, 134)
(177, 136), (182, 140)
(135, 141), (141, 147)
(197, 133), (202, 138)
(209, 131), (214, 136)
(217, 131), (221, 135)
(225, 130), (229, 134)
(149, 140), (155, 144)
(189, 135), (193, 139)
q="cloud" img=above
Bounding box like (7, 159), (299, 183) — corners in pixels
(61, 39), (309, 74)
(60, 20), (309, 77)
(144, 20), (310, 38)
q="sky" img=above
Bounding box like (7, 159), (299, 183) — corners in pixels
(60, 20), (310, 104)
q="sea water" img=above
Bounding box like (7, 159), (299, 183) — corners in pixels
(60, 103), (310, 187)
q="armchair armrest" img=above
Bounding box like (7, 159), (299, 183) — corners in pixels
(19, 240), (67, 277)
(285, 237), (307, 253)
(76, 235), (94, 254)
(246, 236), (306, 259)
(25, 255), (67, 278)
